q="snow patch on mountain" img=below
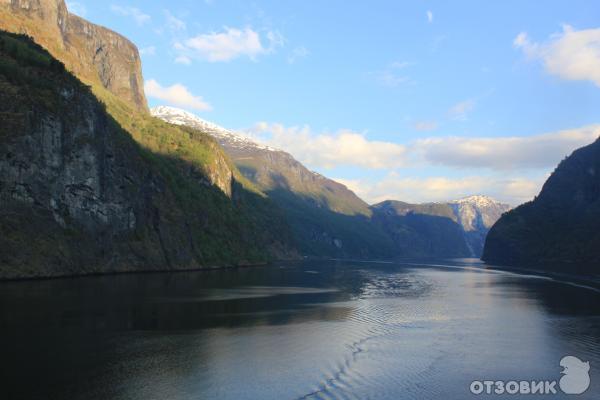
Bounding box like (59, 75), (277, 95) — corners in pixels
(151, 106), (276, 152)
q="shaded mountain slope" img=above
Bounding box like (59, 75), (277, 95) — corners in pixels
(370, 201), (471, 258)
(371, 196), (510, 258)
(151, 106), (398, 259)
(483, 136), (600, 275)
(152, 107), (510, 259)
(0, 31), (296, 279)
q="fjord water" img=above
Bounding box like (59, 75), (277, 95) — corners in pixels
(1, 260), (599, 399)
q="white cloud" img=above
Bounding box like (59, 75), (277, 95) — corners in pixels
(144, 79), (212, 111)
(110, 5), (151, 26)
(247, 122), (599, 172)
(514, 25), (600, 87)
(66, 1), (86, 16)
(448, 99), (475, 120)
(415, 125), (600, 170)
(247, 123), (407, 169)
(426, 10), (433, 23)
(246, 122), (598, 204)
(336, 173), (545, 206)
(287, 46), (309, 64)
(140, 46), (156, 56)
(181, 27), (283, 62)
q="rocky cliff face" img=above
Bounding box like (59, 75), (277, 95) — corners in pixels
(0, 32), (295, 279)
(0, 0), (148, 113)
(483, 136), (600, 275)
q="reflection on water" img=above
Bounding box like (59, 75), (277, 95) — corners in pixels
(0, 260), (598, 399)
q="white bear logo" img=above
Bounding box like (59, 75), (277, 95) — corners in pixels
(559, 356), (590, 395)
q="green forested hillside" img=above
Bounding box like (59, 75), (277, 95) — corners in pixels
(483, 137), (600, 275)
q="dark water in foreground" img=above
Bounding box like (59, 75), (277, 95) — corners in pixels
(1, 259), (599, 399)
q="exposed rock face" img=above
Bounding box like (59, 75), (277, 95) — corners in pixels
(0, 32), (295, 279)
(483, 137), (600, 275)
(0, 0), (148, 112)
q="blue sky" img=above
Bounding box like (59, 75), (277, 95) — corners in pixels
(66, 0), (600, 205)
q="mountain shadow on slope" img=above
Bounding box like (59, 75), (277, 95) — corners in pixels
(0, 31), (296, 279)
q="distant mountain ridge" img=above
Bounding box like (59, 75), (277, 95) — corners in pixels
(372, 196), (510, 257)
(0, 1), (512, 281)
(449, 195), (511, 256)
(152, 106), (510, 258)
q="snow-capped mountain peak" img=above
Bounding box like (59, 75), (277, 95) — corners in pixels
(150, 106), (276, 152)
(450, 195), (505, 208)
(448, 195), (511, 233)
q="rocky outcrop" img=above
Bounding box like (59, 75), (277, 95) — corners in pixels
(0, 0), (148, 112)
(483, 136), (600, 275)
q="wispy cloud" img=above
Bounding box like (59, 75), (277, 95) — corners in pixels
(373, 61), (414, 87)
(287, 46), (309, 64)
(448, 99), (475, 121)
(414, 121), (438, 131)
(426, 10), (433, 23)
(66, 1), (86, 17)
(144, 79), (212, 111)
(514, 25), (600, 87)
(140, 46), (156, 56)
(110, 5), (151, 26)
(177, 27), (284, 62)
(174, 55), (192, 65)
(164, 10), (186, 32)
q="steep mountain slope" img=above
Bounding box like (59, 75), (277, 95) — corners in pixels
(0, 31), (296, 279)
(483, 137), (600, 274)
(151, 106), (397, 258)
(371, 196), (510, 258)
(0, 0), (147, 112)
(151, 107), (510, 259)
(151, 106), (371, 215)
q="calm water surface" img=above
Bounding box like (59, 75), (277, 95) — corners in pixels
(1, 259), (599, 399)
